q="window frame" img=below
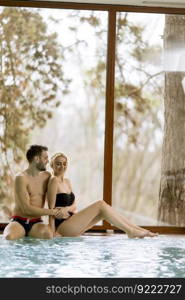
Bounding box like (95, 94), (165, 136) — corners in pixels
(1, 1), (185, 234)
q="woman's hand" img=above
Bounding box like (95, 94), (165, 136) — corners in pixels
(55, 206), (70, 219)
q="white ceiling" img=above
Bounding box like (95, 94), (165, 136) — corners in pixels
(36, 0), (185, 8)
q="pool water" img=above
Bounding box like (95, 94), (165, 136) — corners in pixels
(0, 234), (185, 278)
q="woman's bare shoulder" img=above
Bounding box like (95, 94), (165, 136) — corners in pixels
(47, 176), (58, 192)
(48, 175), (58, 183)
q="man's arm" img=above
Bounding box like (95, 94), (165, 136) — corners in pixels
(15, 175), (58, 217)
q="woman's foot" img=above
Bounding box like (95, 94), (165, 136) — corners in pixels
(140, 229), (158, 237)
(127, 228), (158, 239)
(128, 223), (158, 237)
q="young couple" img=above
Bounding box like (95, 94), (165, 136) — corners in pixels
(3, 145), (158, 240)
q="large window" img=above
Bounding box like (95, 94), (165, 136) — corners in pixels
(1, 1), (185, 230)
(0, 6), (107, 221)
(32, 8), (107, 213)
(112, 12), (164, 226)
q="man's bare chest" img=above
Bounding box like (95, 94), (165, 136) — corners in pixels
(27, 178), (47, 198)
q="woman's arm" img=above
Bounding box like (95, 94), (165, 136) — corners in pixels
(66, 178), (78, 214)
(47, 177), (70, 235)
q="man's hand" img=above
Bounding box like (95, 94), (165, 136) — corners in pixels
(54, 207), (70, 219)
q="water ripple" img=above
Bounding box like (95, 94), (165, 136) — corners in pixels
(0, 235), (185, 277)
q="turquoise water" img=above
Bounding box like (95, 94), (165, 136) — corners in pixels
(0, 234), (185, 278)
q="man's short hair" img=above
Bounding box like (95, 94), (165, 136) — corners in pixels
(26, 145), (48, 162)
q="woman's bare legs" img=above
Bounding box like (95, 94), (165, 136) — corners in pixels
(56, 214), (102, 237)
(80, 212), (154, 236)
(78, 214), (102, 234)
(57, 200), (157, 238)
(111, 209), (156, 237)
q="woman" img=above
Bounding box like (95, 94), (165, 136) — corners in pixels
(47, 153), (158, 238)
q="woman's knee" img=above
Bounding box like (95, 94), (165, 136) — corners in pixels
(96, 200), (106, 209)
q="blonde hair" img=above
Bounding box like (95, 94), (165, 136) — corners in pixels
(50, 152), (68, 168)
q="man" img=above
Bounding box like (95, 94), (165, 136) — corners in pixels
(3, 145), (63, 240)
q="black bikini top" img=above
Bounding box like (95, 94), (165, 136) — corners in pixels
(55, 192), (75, 207)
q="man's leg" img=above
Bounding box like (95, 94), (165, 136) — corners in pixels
(28, 223), (53, 239)
(3, 222), (25, 240)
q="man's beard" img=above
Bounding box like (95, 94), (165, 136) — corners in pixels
(36, 163), (46, 171)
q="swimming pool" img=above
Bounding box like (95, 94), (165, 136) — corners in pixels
(0, 234), (185, 278)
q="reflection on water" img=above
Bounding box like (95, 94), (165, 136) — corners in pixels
(156, 247), (185, 278)
(0, 235), (185, 278)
